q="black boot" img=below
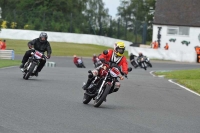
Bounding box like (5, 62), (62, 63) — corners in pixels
(82, 71), (94, 90)
(34, 71), (39, 77)
(82, 78), (92, 90)
(19, 63), (25, 68)
(82, 78), (93, 90)
(19, 63), (25, 72)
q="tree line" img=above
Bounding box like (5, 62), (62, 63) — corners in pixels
(0, 0), (155, 43)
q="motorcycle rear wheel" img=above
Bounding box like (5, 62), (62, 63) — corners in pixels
(94, 84), (111, 108)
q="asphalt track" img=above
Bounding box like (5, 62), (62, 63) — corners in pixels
(0, 56), (200, 133)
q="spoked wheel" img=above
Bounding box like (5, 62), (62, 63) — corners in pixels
(94, 84), (111, 108)
(83, 93), (92, 104)
(24, 63), (36, 80)
(23, 73), (26, 79)
(141, 62), (147, 70)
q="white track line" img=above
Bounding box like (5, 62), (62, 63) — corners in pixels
(150, 71), (156, 77)
(168, 79), (200, 97)
(150, 71), (200, 97)
(0, 66), (17, 70)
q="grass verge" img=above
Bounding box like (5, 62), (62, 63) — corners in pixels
(155, 69), (200, 94)
(0, 59), (21, 68)
(5, 39), (128, 57)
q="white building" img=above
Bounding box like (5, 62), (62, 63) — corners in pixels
(152, 0), (200, 53)
(128, 0), (200, 62)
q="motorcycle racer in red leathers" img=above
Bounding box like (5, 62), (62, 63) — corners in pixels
(82, 42), (129, 93)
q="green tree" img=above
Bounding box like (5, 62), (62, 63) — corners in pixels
(0, 0), (155, 41)
(83, 0), (110, 35)
(116, 0), (156, 42)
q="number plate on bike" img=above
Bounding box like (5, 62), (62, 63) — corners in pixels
(34, 51), (43, 59)
(110, 67), (120, 77)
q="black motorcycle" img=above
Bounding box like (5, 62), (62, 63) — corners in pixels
(142, 56), (152, 68)
(130, 55), (152, 70)
(21, 50), (47, 80)
(82, 63), (132, 107)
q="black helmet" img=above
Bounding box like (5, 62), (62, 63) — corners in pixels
(39, 32), (48, 43)
(139, 52), (143, 56)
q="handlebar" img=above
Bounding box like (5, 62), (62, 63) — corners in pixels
(30, 49), (49, 59)
(43, 55), (49, 59)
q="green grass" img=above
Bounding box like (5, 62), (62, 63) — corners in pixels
(5, 39), (128, 57)
(155, 69), (200, 94)
(0, 59), (21, 68)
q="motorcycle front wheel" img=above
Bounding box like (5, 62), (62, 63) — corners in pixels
(147, 62), (152, 67)
(141, 62), (147, 70)
(24, 63), (36, 80)
(94, 84), (111, 108)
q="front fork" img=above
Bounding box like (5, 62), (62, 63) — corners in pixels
(33, 63), (38, 73)
(27, 62), (32, 70)
(26, 61), (38, 73)
(97, 76), (113, 99)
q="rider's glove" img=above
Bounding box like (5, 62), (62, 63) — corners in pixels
(28, 44), (34, 49)
(47, 54), (51, 59)
(42, 55), (46, 59)
(119, 75), (124, 80)
(30, 48), (35, 52)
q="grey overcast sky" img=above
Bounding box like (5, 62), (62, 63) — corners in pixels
(102, 0), (120, 17)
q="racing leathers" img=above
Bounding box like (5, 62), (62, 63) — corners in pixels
(82, 49), (128, 92)
(73, 57), (82, 67)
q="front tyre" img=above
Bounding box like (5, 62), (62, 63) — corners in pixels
(24, 63), (36, 80)
(83, 93), (92, 104)
(94, 84), (111, 108)
(148, 62), (152, 67)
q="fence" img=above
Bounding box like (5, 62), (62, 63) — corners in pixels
(0, 50), (15, 60)
(129, 47), (196, 62)
(0, 29), (132, 49)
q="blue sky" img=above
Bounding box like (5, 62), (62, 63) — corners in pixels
(102, 0), (120, 17)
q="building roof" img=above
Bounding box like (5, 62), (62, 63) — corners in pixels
(153, 0), (200, 27)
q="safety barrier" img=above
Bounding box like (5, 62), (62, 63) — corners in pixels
(1, 29), (197, 62)
(128, 47), (196, 62)
(0, 50), (15, 60)
(0, 29), (132, 50)
(45, 61), (56, 67)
